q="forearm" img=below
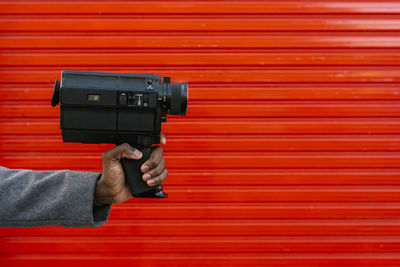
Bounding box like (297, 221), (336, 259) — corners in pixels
(0, 166), (111, 228)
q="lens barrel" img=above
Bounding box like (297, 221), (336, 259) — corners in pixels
(170, 82), (188, 116)
(162, 81), (188, 116)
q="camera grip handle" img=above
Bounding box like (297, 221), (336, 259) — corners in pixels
(120, 147), (168, 198)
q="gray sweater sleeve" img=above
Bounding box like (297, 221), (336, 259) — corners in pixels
(0, 166), (111, 228)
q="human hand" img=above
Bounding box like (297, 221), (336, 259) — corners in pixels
(94, 134), (167, 206)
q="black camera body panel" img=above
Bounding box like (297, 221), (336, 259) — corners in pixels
(58, 70), (165, 148)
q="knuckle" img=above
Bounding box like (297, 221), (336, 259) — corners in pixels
(149, 169), (168, 185)
(121, 143), (131, 151)
(158, 170), (168, 183)
(152, 177), (161, 185)
(152, 146), (163, 156)
(147, 150), (164, 168)
(151, 164), (163, 177)
(147, 160), (157, 169)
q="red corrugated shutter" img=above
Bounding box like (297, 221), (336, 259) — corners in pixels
(1, 1), (400, 266)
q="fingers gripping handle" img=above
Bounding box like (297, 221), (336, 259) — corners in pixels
(120, 147), (168, 198)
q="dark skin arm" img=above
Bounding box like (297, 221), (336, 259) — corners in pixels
(94, 134), (168, 206)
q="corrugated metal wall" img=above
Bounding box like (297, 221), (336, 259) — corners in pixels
(1, 1), (400, 266)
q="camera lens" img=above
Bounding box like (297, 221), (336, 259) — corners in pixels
(170, 82), (188, 116)
(162, 81), (188, 116)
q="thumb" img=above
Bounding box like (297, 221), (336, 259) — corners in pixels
(102, 143), (143, 163)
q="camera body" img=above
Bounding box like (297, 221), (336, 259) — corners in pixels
(52, 70), (187, 148)
(52, 70), (188, 198)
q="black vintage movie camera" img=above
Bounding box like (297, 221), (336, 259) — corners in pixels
(51, 70), (188, 198)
